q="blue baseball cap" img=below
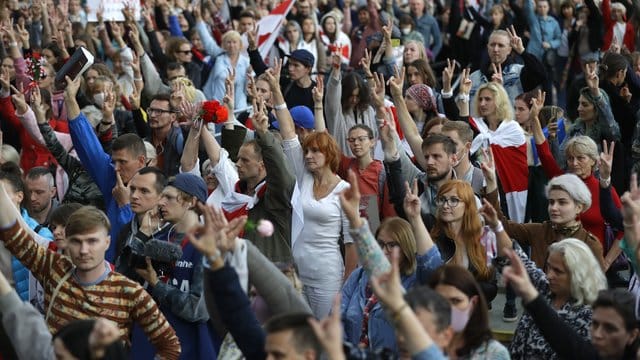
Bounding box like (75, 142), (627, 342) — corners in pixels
(168, 173), (208, 203)
(286, 49), (315, 68)
(272, 106), (315, 130)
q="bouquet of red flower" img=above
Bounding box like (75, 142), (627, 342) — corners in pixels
(24, 52), (46, 92)
(199, 100), (229, 124)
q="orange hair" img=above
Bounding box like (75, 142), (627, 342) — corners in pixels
(431, 180), (492, 281)
(302, 132), (341, 173)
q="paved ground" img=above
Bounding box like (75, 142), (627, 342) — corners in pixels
(489, 290), (519, 343)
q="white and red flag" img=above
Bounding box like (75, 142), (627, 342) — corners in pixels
(256, 0), (297, 62)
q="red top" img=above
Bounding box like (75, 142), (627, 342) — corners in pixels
(602, 0), (635, 52)
(536, 140), (622, 246)
(339, 156), (397, 220)
(0, 96), (69, 173)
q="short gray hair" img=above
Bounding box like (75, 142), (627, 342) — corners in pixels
(564, 136), (598, 163)
(546, 173), (592, 211)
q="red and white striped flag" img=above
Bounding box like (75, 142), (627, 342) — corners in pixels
(257, 0), (296, 61)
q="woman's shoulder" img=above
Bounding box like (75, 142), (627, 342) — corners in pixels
(466, 339), (510, 360)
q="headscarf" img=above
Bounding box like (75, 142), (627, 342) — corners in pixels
(406, 84), (437, 113)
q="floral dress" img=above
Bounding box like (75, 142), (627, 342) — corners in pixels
(508, 245), (593, 359)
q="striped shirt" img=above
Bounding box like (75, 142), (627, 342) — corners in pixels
(1, 222), (181, 360)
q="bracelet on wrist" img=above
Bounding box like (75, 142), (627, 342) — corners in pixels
(391, 303), (409, 323)
(455, 94), (470, 103)
(491, 221), (504, 233)
(274, 103), (287, 110)
(8, 42), (18, 47)
(208, 248), (222, 263)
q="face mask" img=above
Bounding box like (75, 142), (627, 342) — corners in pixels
(93, 92), (105, 107)
(401, 27), (411, 35)
(450, 302), (474, 332)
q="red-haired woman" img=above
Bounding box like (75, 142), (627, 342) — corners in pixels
(267, 65), (358, 319)
(431, 180), (498, 302)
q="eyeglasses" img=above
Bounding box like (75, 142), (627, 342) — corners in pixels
(377, 240), (400, 251)
(146, 107), (174, 115)
(435, 196), (461, 208)
(347, 136), (371, 143)
(177, 50), (192, 54)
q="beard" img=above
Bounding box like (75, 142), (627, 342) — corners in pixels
(427, 168), (451, 183)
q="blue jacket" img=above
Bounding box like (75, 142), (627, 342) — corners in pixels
(341, 246), (443, 353)
(13, 208), (53, 301)
(524, 0), (562, 60)
(68, 113), (133, 262)
(412, 12), (442, 58)
(130, 233), (215, 360)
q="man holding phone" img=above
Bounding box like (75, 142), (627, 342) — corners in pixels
(114, 167), (169, 283)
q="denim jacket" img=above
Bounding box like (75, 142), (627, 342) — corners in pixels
(524, 0), (562, 60)
(341, 221), (443, 353)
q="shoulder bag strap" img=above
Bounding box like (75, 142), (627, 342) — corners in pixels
(45, 268), (75, 322)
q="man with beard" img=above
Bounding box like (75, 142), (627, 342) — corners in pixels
(24, 167), (57, 227)
(382, 131), (457, 230)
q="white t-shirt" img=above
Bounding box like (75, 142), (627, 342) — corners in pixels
(283, 137), (353, 287)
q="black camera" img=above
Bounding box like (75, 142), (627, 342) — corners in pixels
(128, 239), (183, 277)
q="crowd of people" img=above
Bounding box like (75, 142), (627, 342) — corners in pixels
(1, 0), (640, 358)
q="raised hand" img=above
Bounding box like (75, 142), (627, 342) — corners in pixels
(64, 75), (82, 99)
(501, 248), (539, 303)
(529, 89), (546, 120)
(88, 318), (121, 359)
(16, 23), (29, 48)
(188, 203), (248, 260)
(110, 21), (123, 39)
(247, 25), (258, 50)
(331, 45), (342, 69)
(0, 68), (10, 93)
(585, 62), (600, 96)
(622, 173), (640, 226)
(371, 72), (386, 108)
(480, 146), (497, 188)
(507, 25), (524, 54)
(479, 198), (500, 228)
(381, 17), (392, 43)
(264, 58), (282, 90)
(179, 99), (202, 122)
(403, 180), (422, 220)
(246, 75), (257, 99)
(442, 58), (457, 93)
(251, 98), (269, 133)
(388, 65), (405, 99)
(223, 68), (236, 111)
(599, 140), (615, 182)
(491, 62), (503, 85)
(112, 171), (129, 208)
(10, 83), (28, 114)
(339, 170), (363, 228)
(30, 85), (47, 123)
(359, 48), (373, 77)
(459, 67), (472, 95)
(312, 75), (324, 105)
(102, 91), (117, 119)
